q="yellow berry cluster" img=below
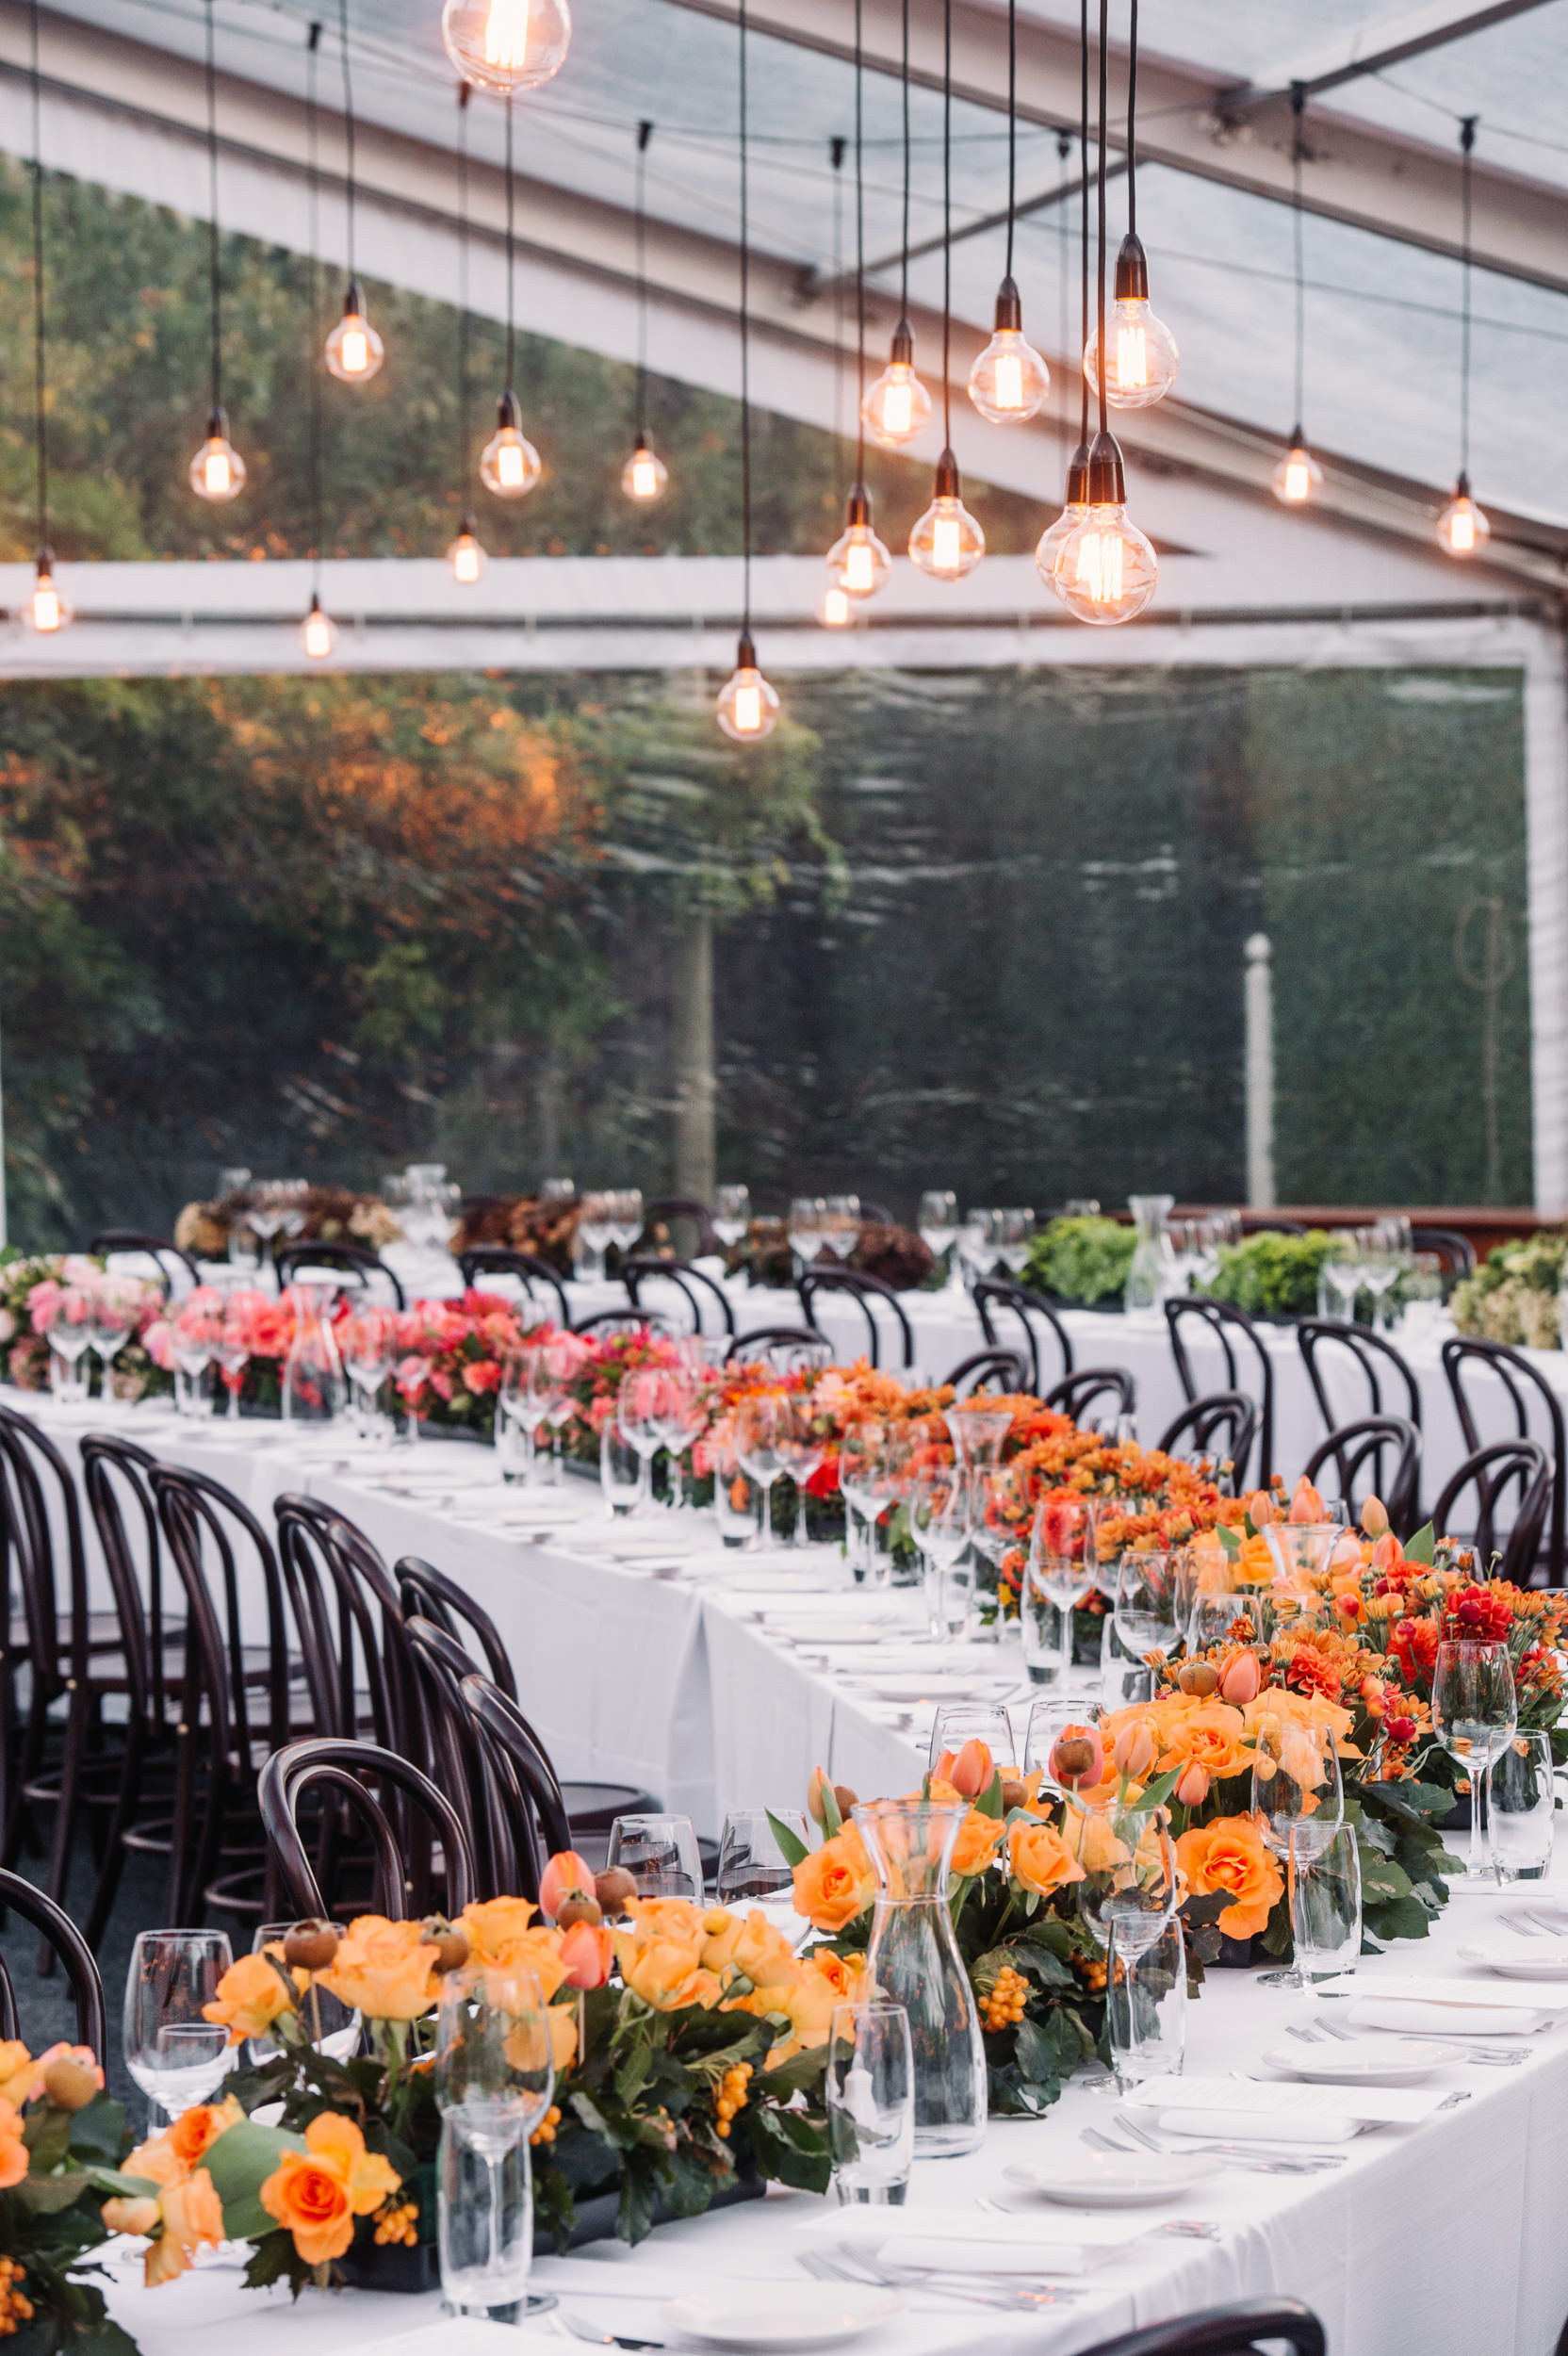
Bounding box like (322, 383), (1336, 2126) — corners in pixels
(530, 2104), (564, 2148)
(373, 2199), (420, 2250)
(714, 2063), (753, 2139)
(981, 1965), (1030, 2033)
(1074, 1952), (1109, 1994)
(0, 2260), (35, 2337)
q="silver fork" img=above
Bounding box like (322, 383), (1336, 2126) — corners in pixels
(1111, 2115), (1346, 2172)
(973, 2190), (1220, 2240)
(1309, 2010), (1530, 2068)
(803, 2248), (1082, 2312)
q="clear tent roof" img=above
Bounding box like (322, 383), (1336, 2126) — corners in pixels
(35, 0), (1568, 528)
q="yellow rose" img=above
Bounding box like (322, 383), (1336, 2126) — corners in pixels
(0, 2043), (36, 2111)
(624, 1897), (710, 1947)
(204, 1951), (298, 2046)
(1154, 1700), (1250, 1784)
(806, 1949), (869, 2004)
(460, 1897), (539, 1965)
(792, 1828), (876, 1934)
(1175, 1813), (1284, 1939)
(319, 1916), (439, 2021)
(702, 1908), (799, 1988)
(616, 1937), (724, 2012)
(1007, 1818), (1087, 1897)
(475, 1929), (568, 2004)
(951, 1808), (1007, 1878)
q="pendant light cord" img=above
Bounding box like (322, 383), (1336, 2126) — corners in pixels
(854, 0), (865, 483)
(1290, 81), (1305, 434)
(634, 119), (652, 442)
(337, 0), (356, 277)
(1078, 0), (1088, 450)
(28, 0), (47, 551)
(941, 0), (951, 445)
(307, 20), (322, 585)
(739, 0), (752, 630)
(1096, 0), (1107, 439)
(204, 0), (221, 417)
(830, 134), (845, 503)
(1126, 0), (1136, 240)
(1056, 127), (1070, 471)
(1460, 114), (1477, 478)
(1004, 0), (1016, 281)
(899, 0), (910, 319)
(458, 81), (470, 509)
(504, 97), (516, 392)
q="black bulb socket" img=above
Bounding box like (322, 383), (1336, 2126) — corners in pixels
(34, 544), (54, 575)
(1113, 233), (1150, 303)
(1454, 469), (1473, 500)
(1064, 439), (1091, 504)
(342, 277), (366, 319)
(846, 482), (873, 530)
(736, 629), (757, 671)
(1085, 431), (1127, 507)
(498, 388), (522, 432)
(933, 448), (961, 501)
(890, 319), (915, 367)
(992, 275), (1023, 333)
(206, 405), (228, 441)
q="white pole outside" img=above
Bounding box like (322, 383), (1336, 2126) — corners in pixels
(1245, 933), (1276, 1210)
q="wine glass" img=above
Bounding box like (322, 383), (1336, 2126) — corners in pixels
(788, 1197), (827, 1270)
(918, 1191), (959, 1287)
(248, 1922), (356, 2064)
(436, 1964), (556, 2319)
(712, 1185), (751, 1249)
(735, 1392), (790, 1550)
(215, 1295), (253, 1421)
(1112, 1550), (1186, 1664)
(48, 1290), (94, 1404)
(716, 1808), (810, 1942)
(928, 1702), (1016, 1777)
(910, 1469), (974, 1644)
(576, 1193), (614, 1284)
(772, 1393), (827, 1549)
(1024, 1697), (1105, 1794)
(956, 1209), (1000, 1288)
(123, 1928), (234, 2125)
(995, 1208), (1036, 1275)
(341, 1303), (398, 1441)
(824, 1195), (861, 1259)
(606, 1812), (704, 1899)
(171, 1293), (223, 1417)
(838, 1418), (887, 1581)
(90, 1278), (143, 1400)
(1070, 1805), (1181, 2088)
(1028, 1496), (1099, 1690)
(246, 1179), (287, 1264)
(1250, 1709), (1345, 1988)
(1432, 1637), (1517, 1887)
(616, 1367), (669, 1514)
(654, 1367), (709, 1510)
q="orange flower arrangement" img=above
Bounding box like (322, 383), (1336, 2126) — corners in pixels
(792, 1824), (876, 1933)
(318, 1915), (441, 2021)
(1174, 1813), (1284, 1939)
(259, 2113), (401, 2268)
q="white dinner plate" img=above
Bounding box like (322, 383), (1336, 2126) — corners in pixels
(662, 2284), (904, 2348)
(764, 1620), (889, 1645)
(1261, 2035), (1460, 2086)
(1003, 2150), (1220, 2206)
(1458, 1937), (1568, 1979)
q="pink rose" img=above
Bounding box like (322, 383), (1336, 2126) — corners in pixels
(462, 1359), (502, 1396)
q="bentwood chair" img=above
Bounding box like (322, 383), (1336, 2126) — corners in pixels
(1431, 1438), (1552, 1588)
(1298, 1319), (1422, 1514)
(573, 1310), (678, 1342)
(404, 1616), (512, 1899)
(457, 1246), (571, 1328)
(1074, 2299), (1325, 2356)
(259, 1738), (477, 1922)
(273, 1497), (414, 1756)
(457, 1671), (577, 1893)
(1046, 1366), (1136, 1431)
(621, 1256), (736, 1338)
(944, 1347), (1028, 1397)
(1154, 1392), (1259, 1496)
(640, 1197), (719, 1256)
(1441, 1336), (1566, 1585)
(273, 1239), (405, 1309)
(1302, 1414), (1422, 1539)
(796, 1267), (914, 1369)
(1413, 1225), (1477, 1279)
(0, 1867), (106, 2053)
(1165, 1299), (1275, 1487)
(727, 1326), (830, 1366)
(973, 1278), (1074, 1394)
(86, 1230), (198, 1292)
(397, 1556), (517, 1700)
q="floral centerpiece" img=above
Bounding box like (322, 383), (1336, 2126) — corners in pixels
(173, 1186), (403, 1264)
(0, 2037), (150, 2355)
(1449, 1229), (1567, 1349)
(1, 1252), (168, 1402)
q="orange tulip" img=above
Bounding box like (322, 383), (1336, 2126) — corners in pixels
(1243, 1489), (1279, 1530)
(1288, 1477), (1327, 1525)
(559, 1920), (612, 1989)
(1050, 1722), (1105, 1792)
(539, 1851), (599, 1922)
(1361, 1496), (1390, 1539)
(1174, 1762), (1210, 1808)
(947, 1739), (994, 1799)
(1217, 1649), (1261, 1706)
(1112, 1718), (1158, 1780)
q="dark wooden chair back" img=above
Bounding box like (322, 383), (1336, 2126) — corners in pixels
(1302, 1415), (1422, 1537)
(1154, 1391), (1259, 1496)
(273, 1240), (405, 1309)
(1165, 1299), (1274, 1485)
(403, 1616), (508, 1896)
(273, 1496), (409, 1755)
(573, 1309), (677, 1341)
(622, 1257), (736, 1337)
(1298, 1320), (1422, 1521)
(1441, 1336), (1565, 1585)
(153, 1463), (293, 1764)
(1074, 2297), (1325, 2356)
(457, 1247), (571, 1328)
(86, 1231), (198, 1290)
(1413, 1225), (1476, 1278)
(0, 1406), (94, 1907)
(397, 1556), (517, 1700)
(81, 1432), (176, 1728)
(641, 1197), (719, 1255)
(0, 1866), (106, 2053)
(1045, 1366), (1135, 1430)
(973, 1278), (1074, 1393)
(796, 1267), (913, 1368)
(727, 1326), (830, 1367)
(458, 1671), (575, 1886)
(944, 1347), (1027, 1397)
(259, 1737), (477, 1921)
(1432, 1438), (1552, 1587)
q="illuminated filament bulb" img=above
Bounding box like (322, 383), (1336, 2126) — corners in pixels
(189, 408), (247, 503)
(24, 548), (68, 633)
(302, 593), (337, 659)
(1437, 472), (1490, 559)
(1036, 443), (1090, 595)
(821, 581), (852, 628)
(968, 279), (1050, 425)
(908, 451), (985, 581)
(621, 437), (669, 502)
(325, 281), (385, 384)
(440, 0), (571, 92)
(862, 319), (932, 450)
(825, 485), (890, 602)
(448, 517), (486, 582)
(716, 630), (780, 741)
(1053, 433), (1158, 626)
(1272, 432), (1322, 507)
(481, 390), (542, 499)
(1082, 235), (1179, 410)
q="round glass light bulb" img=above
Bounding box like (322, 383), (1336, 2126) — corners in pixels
(908, 492), (985, 581)
(302, 596), (337, 659)
(1054, 502), (1158, 625)
(325, 286), (384, 384)
(826, 519), (890, 599)
(22, 553), (68, 634)
(820, 579), (852, 629)
(481, 418), (542, 499)
(862, 358), (932, 449)
(441, 0), (571, 92)
(621, 440), (668, 502)
(716, 658), (780, 743)
(448, 522), (486, 583)
(1437, 482), (1490, 559)
(1036, 501), (1087, 595)
(189, 417), (246, 503)
(1084, 298), (1180, 409)
(969, 327), (1050, 425)
(1272, 440), (1323, 507)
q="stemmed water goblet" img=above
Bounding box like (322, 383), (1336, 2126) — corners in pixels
(123, 1928), (234, 2126)
(654, 1366), (710, 1510)
(1250, 1709), (1346, 1988)
(171, 1292), (224, 1416)
(1357, 1226), (1398, 1329)
(48, 1288), (94, 1404)
(772, 1393), (826, 1547)
(712, 1186), (751, 1249)
(837, 1418), (886, 1580)
(956, 1209), (1000, 1289)
(824, 1195), (861, 1259)
(994, 1208), (1035, 1275)
(1029, 1496), (1100, 1690)
(911, 1467), (975, 1642)
(929, 1702), (1016, 1776)
(89, 1279), (142, 1402)
(215, 1294), (255, 1420)
(918, 1191), (959, 1287)
(435, 1964), (557, 2320)
(576, 1193), (615, 1284)
(1113, 1549), (1188, 1668)
(616, 1367), (669, 1514)
(608, 1189), (645, 1263)
(1432, 1637), (1517, 1887)
(788, 1197), (827, 1271)
(735, 1391), (790, 1549)
(1070, 1804), (1182, 2086)
(341, 1303), (398, 1441)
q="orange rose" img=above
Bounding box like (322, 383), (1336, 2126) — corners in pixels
(1156, 1701), (1250, 1784)
(701, 1908), (798, 1988)
(260, 2113), (400, 2266)
(792, 1827), (875, 1933)
(951, 1808), (1006, 1878)
(0, 2043), (35, 2110)
(0, 2099), (26, 2190)
(158, 2169), (224, 2258)
(806, 1949), (869, 2004)
(623, 1897), (710, 1946)
(617, 1937), (724, 2013)
(1175, 1813), (1284, 1939)
(102, 2194), (160, 2236)
(547, 2004), (579, 2075)
(319, 1916), (439, 2021)
(204, 1951), (297, 2046)
(458, 1896), (539, 1961)
(166, 2095), (245, 2169)
(1008, 1818), (1086, 1897)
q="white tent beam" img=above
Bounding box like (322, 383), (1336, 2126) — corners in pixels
(1229, 0), (1559, 109)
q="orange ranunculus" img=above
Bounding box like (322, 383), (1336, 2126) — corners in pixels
(617, 1937), (724, 2013)
(559, 1921), (613, 1989)
(166, 2095), (244, 2169)
(260, 2112), (401, 2267)
(792, 1827), (875, 1933)
(204, 1951), (297, 2046)
(0, 2099), (26, 2189)
(701, 1908), (798, 1988)
(538, 1851), (599, 1922)
(318, 1916), (439, 2021)
(1156, 1700), (1250, 1784)
(1008, 1818), (1086, 1897)
(806, 1948), (869, 2004)
(951, 1807), (1006, 1878)
(1175, 1813), (1284, 1939)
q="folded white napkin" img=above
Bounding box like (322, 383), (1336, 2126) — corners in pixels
(1347, 1996), (1548, 2037)
(1154, 2107), (1361, 2145)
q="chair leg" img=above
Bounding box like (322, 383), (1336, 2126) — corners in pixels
(83, 1721), (149, 1953)
(37, 1688), (90, 1975)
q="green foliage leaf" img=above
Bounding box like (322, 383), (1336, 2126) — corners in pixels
(65, 2099), (124, 2170)
(764, 1810), (810, 1869)
(201, 2120), (305, 2243)
(1364, 1892), (1434, 1942)
(240, 2227), (315, 2299)
(1405, 1522), (1436, 1566)
(744, 2102), (832, 2195)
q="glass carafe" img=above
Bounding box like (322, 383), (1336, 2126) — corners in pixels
(1123, 1194), (1175, 1312)
(281, 1279), (348, 1425)
(853, 1800), (986, 2158)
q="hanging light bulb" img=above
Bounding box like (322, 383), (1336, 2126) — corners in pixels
(716, 630), (779, 742)
(820, 578), (853, 629)
(969, 277), (1049, 424)
(1036, 440), (1090, 593)
(1054, 431), (1157, 625)
(480, 390), (542, 499)
(441, 0), (570, 93)
(189, 407), (247, 502)
(302, 591), (337, 659)
(908, 449), (985, 581)
(22, 548), (68, 634)
(862, 320), (932, 449)
(826, 483), (890, 599)
(447, 515), (486, 582)
(1272, 431), (1322, 507)
(1437, 471), (1490, 558)
(1083, 235), (1179, 408)
(325, 280), (384, 383)
(621, 437), (668, 502)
